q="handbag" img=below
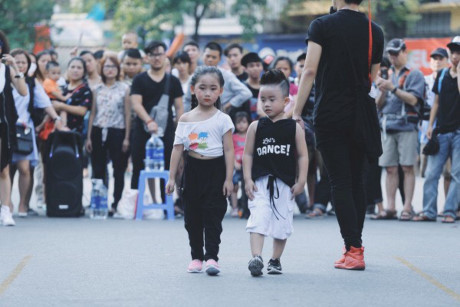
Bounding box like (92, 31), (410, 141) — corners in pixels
(336, 2), (382, 163)
(14, 123), (34, 155)
(422, 128), (440, 156)
(143, 74), (171, 136)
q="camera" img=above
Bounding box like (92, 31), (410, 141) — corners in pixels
(380, 68), (389, 80)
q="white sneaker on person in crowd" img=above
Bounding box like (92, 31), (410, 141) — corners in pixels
(231, 208), (239, 217)
(1, 205), (16, 226)
(18, 212), (28, 218)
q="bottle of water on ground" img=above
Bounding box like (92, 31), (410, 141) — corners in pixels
(145, 130), (164, 171)
(90, 179), (108, 219)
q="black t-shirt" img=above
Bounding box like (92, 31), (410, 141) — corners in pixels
(305, 10), (384, 131)
(433, 69), (460, 133)
(130, 72), (183, 133)
(252, 118), (297, 187)
(237, 71), (248, 82)
(63, 83), (92, 133)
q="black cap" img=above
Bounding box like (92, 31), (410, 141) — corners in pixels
(447, 36), (460, 51)
(386, 38), (406, 53)
(430, 48), (448, 59)
(241, 52), (262, 67)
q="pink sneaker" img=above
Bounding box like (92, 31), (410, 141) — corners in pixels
(187, 259), (203, 273)
(205, 259), (220, 276)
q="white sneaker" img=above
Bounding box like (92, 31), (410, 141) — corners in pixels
(1, 206), (16, 226)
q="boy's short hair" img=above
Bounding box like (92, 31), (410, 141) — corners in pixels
(173, 51), (191, 65)
(296, 53), (306, 62)
(144, 41), (167, 55)
(123, 48), (142, 60)
(224, 43), (243, 57)
(94, 50), (104, 60)
(46, 61), (60, 71)
(183, 41), (199, 50)
(204, 41), (222, 57)
(241, 52), (263, 68)
(260, 69), (290, 97)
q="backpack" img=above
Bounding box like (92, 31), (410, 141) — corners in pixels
(399, 69), (429, 121)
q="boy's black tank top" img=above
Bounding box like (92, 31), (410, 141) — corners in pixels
(252, 117), (297, 187)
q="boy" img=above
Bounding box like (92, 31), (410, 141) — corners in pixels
(241, 52), (264, 120)
(43, 61), (70, 102)
(243, 70), (308, 276)
(42, 61), (68, 133)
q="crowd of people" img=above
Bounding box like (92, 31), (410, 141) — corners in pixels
(1, 0), (459, 276)
(0, 29), (459, 229)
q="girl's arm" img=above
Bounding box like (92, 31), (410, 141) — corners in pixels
(85, 92), (97, 153)
(166, 144), (185, 195)
(290, 123), (309, 199)
(123, 90), (131, 152)
(222, 129), (235, 197)
(242, 121), (258, 200)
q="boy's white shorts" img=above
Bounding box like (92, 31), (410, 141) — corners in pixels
(246, 175), (295, 240)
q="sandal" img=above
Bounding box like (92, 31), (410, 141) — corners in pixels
(399, 210), (414, 221)
(305, 208), (324, 219)
(411, 212), (436, 222)
(371, 209), (397, 220)
(442, 216), (455, 224)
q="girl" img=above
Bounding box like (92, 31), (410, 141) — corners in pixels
(34, 51), (51, 84)
(166, 66), (234, 276)
(86, 55), (130, 216)
(244, 70), (308, 276)
(231, 111), (250, 217)
(79, 51), (101, 89)
(172, 51), (192, 94)
(272, 57), (298, 117)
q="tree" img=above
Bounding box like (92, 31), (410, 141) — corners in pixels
(374, 0), (421, 39)
(232, 0), (267, 42)
(0, 0), (54, 50)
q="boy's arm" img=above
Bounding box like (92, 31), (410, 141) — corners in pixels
(222, 129), (235, 197)
(291, 123), (309, 198)
(166, 144), (185, 194)
(243, 121), (258, 200)
(50, 90), (68, 102)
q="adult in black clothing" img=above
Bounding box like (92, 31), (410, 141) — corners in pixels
(293, 0), (384, 270)
(130, 41), (184, 193)
(0, 30), (28, 226)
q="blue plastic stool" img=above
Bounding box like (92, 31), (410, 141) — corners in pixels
(136, 170), (174, 220)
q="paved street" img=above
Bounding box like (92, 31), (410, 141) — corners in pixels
(2, 175), (460, 306)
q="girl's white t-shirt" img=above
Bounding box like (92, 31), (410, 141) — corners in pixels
(174, 110), (235, 157)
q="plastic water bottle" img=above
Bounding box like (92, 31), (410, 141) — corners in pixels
(153, 134), (164, 170)
(145, 134), (155, 170)
(90, 179), (108, 219)
(98, 183), (108, 219)
(90, 179), (101, 219)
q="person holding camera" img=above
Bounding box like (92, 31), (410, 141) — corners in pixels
(413, 37), (460, 223)
(0, 31), (28, 226)
(376, 38), (426, 221)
